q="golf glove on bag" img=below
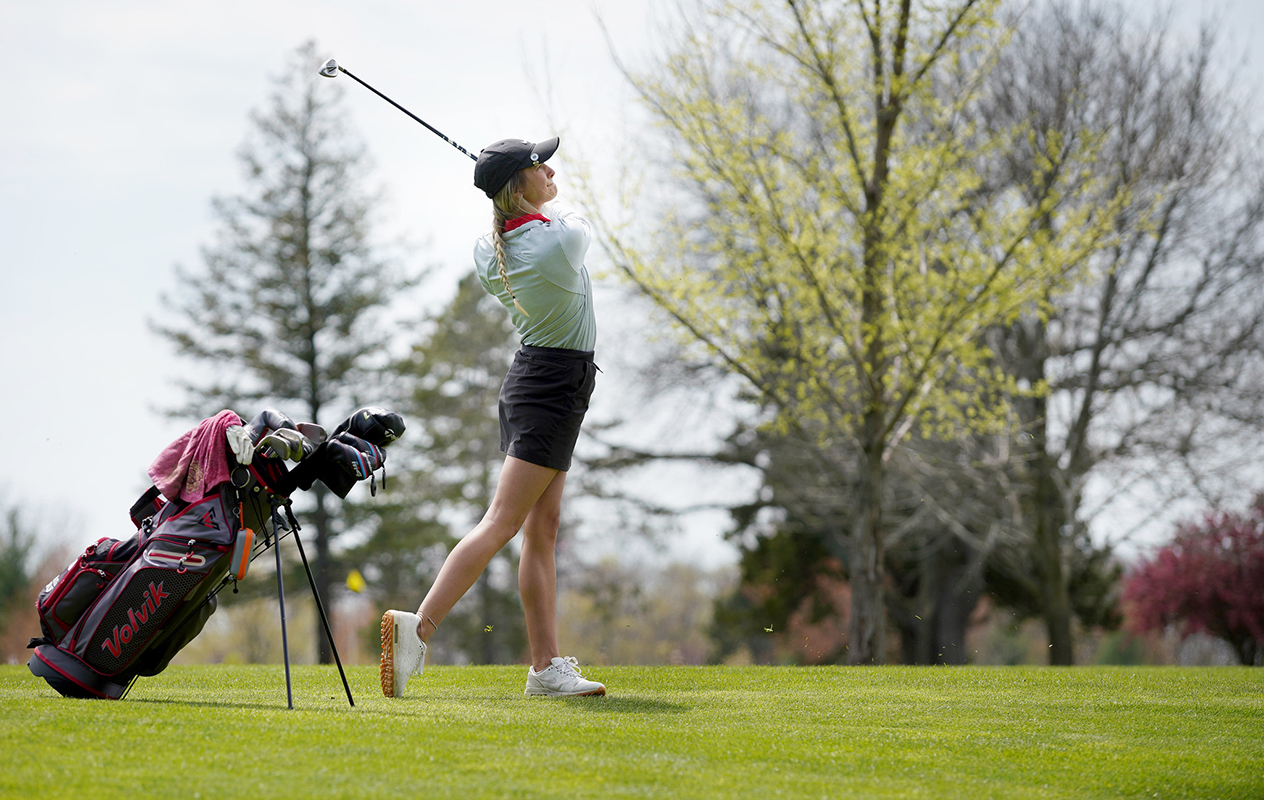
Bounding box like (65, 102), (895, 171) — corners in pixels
(225, 425), (255, 466)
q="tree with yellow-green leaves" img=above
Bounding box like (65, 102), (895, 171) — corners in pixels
(594, 0), (1123, 663)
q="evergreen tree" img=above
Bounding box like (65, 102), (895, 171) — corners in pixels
(0, 502), (36, 631)
(153, 40), (412, 663)
(348, 274), (526, 664)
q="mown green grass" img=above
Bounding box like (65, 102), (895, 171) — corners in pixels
(2, 664), (1260, 799)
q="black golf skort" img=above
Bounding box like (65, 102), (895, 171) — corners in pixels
(499, 345), (598, 472)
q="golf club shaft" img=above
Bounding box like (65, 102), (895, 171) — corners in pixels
(335, 64), (476, 161)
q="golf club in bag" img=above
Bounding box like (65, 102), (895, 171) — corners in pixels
(27, 406), (405, 708)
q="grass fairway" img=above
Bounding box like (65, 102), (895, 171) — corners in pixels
(2, 664), (1261, 799)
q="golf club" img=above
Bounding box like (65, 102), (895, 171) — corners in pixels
(319, 58), (477, 162)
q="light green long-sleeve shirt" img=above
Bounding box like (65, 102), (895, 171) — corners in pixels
(473, 201), (596, 351)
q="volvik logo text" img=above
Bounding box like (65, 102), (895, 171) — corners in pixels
(100, 582), (169, 658)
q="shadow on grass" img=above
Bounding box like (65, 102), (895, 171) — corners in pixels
(125, 694), (691, 717)
(127, 696), (381, 714)
(564, 696), (690, 714)
(128, 696), (290, 712)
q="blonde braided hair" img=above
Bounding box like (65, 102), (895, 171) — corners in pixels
(491, 170), (532, 316)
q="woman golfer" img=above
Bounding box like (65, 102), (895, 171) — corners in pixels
(380, 136), (605, 698)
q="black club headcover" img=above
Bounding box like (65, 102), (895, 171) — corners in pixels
(269, 408), (402, 498)
(316, 433), (386, 499)
(331, 407), (406, 447)
(247, 408), (298, 443)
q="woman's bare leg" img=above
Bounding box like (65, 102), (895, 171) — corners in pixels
(416, 456), (557, 642)
(519, 470), (567, 671)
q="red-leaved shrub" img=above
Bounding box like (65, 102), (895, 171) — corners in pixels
(1123, 497), (1264, 665)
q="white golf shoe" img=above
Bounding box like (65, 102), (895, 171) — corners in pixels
(524, 656), (606, 697)
(380, 610), (425, 698)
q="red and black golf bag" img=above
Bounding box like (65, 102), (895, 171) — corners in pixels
(27, 406), (403, 702)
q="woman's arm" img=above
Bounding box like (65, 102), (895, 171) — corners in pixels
(542, 201), (591, 272)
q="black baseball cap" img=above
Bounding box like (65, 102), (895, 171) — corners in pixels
(473, 136), (560, 198)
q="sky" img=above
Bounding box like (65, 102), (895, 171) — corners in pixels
(2, 0), (1263, 569)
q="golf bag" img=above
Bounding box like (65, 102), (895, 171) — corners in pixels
(28, 406), (404, 701)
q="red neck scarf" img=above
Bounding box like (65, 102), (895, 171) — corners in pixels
(503, 213), (550, 233)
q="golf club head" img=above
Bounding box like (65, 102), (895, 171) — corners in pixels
(319, 58), (339, 78)
(296, 422), (327, 445)
(258, 429), (311, 462)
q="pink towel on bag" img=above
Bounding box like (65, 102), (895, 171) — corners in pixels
(148, 410), (244, 503)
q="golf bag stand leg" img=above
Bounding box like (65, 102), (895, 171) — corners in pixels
(292, 527), (355, 707)
(270, 502), (294, 710)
